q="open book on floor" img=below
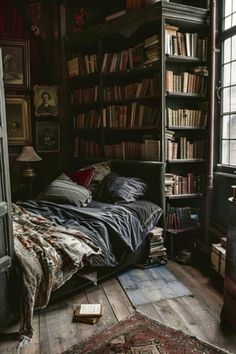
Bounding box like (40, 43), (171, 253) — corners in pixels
(73, 303), (104, 324)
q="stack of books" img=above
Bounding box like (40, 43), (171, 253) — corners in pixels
(73, 303), (103, 324)
(137, 227), (167, 268)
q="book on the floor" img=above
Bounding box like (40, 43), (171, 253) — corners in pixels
(73, 303), (103, 323)
(73, 316), (100, 325)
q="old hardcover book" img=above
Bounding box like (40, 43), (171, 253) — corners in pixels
(73, 304), (103, 318)
(73, 316), (100, 324)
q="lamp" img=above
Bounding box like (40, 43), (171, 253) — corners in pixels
(16, 145), (42, 178)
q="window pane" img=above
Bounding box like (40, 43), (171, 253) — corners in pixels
(232, 35), (236, 60)
(222, 140), (230, 164)
(230, 115), (236, 138)
(230, 86), (236, 111)
(230, 140), (236, 165)
(222, 115), (230, 138)
(225, 0), (232, 17)
(222, 87), (230, 112)
(233, 13), (236, 27)
(232, 61), (236, 84)
(233, 0), (236, 12)
(224, 38), (231, 63)
(223, 63), (231, 86)
(224, 16), (232, 30)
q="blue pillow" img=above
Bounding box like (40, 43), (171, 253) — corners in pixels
(97, 172), (147, 203)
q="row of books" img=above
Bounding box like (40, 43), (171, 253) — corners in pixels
(166, 138), (205, 160)
(165, 24), (208, 59)
(166, 70), (208, 95)
(165, 173), (204, 195)
(166, 205), (200, 230)
(102, 104), (160, 128)
(136, 227), (167, 268)
(72, 87), (99, 104)
(74, 138), (100, 158)
(166, 107), (207, 128)
(101, 35), (160, 72)
(67, 54), (98, 77)
(73, 111), (101, 129)
(104, 139), (161, 161)
(103, 79), (157, 101)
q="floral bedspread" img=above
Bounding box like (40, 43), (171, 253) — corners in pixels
(12, 204), (102, 340)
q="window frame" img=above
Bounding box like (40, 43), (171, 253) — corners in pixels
(219, 0), (236, 172)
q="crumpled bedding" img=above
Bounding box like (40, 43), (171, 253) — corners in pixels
(12, 204), (101, 339)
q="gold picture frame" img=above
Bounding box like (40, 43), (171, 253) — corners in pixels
(5, 96), (31, 145)
(33, 85), (58, 117)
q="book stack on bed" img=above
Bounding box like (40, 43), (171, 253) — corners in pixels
(137, 227), (167, 269)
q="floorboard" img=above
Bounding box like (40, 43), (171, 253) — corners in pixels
(0, 262), (236, 354)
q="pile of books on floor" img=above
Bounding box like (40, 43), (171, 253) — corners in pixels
(73, 303), (103, 324)
(137, 227), (167, 268)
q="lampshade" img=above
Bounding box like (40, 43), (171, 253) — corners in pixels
(16, 146), (42, 162)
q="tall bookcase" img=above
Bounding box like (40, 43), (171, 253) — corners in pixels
(65, 1), (210, 255)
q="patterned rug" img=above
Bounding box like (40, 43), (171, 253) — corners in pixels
(63, 311), (230, 354)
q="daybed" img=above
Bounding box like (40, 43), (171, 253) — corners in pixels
(13, 159), (164, 340)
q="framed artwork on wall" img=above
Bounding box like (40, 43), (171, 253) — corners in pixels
(36, 121), (60, 152)
(0, 39), (30, 90)
(5, 96), (31, 145)
(33, 85), (58, 117)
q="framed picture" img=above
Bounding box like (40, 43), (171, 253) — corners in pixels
(36, 121), (60, 152)
(33, 85), (58, 117)
(0, 39), (30, 90)
(5, 96), (31, 145)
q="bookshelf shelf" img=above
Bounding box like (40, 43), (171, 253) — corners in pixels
(103, 127), (159, 131)
(167, 126), (206, 130)
(166, 92), (207, 98)
(166, 159), (205, 163)
(166, 54), (204, 63)
(166, 193), (203, 200)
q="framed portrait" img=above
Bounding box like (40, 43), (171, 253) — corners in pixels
(5, 96), (31, 145)
(34, 85), (58, 117)
(36, 121), (60, 152)
(0, 39), (30, 90)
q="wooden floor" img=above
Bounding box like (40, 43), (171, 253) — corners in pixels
(1, 261), (236, 354)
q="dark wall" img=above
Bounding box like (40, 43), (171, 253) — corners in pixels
(0, 0), (66, 198)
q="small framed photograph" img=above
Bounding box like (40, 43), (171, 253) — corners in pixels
(36, 121), (60, 152)
(0, 39), (30, 90)
(5, 96), (31, 145)
(33, 85), (58, 117)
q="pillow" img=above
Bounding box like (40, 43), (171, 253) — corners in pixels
(42, 180), (92, 206)
(57, 173), (74, 182)
(70, 167), (95, 187)
(36, 173), (74, 200)
(97, 172), (147, 203)
(79, 161), (111, 194)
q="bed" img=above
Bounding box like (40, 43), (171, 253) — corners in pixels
(13, 159), (165, 340)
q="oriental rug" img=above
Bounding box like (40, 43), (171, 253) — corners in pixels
(63, 311), (230, 354)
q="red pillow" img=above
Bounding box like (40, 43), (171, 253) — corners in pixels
(70, 167), (94, 187)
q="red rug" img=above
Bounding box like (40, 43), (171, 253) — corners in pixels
(63, 311), (230, 354)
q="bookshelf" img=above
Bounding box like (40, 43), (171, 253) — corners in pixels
(65, 1), (210, 254)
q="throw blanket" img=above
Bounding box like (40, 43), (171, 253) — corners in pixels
(12, 204), (102, 340)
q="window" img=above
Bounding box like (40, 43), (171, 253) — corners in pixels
(220, 0), (236, 166)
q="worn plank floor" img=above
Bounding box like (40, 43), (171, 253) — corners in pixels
(1, 261), (236, 354)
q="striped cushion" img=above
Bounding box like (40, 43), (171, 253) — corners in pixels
(43, 180), (92, 206)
